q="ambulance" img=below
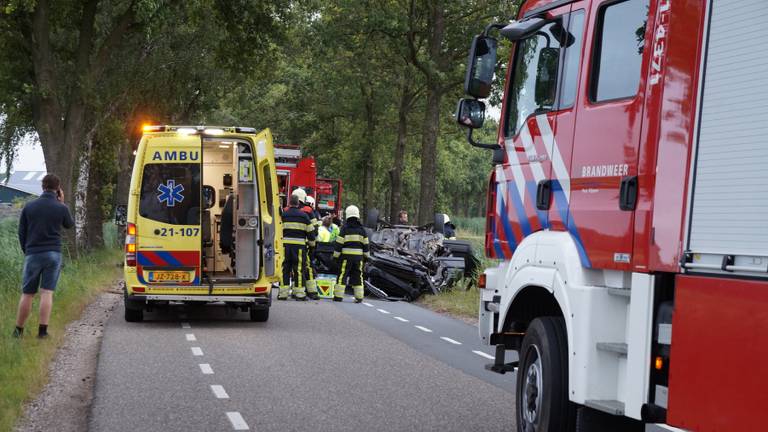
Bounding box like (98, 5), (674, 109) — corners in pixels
(122, 125), (282, 322)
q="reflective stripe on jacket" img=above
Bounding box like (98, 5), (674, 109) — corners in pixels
(281, 206), (315, 247)
(333, 219), (369, 259)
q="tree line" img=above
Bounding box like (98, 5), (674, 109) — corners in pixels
(0, 0), (514, 254)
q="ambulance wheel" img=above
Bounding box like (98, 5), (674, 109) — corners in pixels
(124, 306), (144, 322)
(249, 306), (269, 322)
(516, 317), (575, 432)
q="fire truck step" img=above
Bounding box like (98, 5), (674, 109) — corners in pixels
(596, 342), (627, 356)
(606, 288), (631, 298)
(585, 399), (625, 416)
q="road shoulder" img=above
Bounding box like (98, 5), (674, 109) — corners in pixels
(15, 288), (121, 432)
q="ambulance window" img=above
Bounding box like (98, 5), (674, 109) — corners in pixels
(559, 10), (585, 108)
(139, 163), (201, 225)
(504, 22), (562, 137)
(262, 164), (274, 218)
(591, 0), (649, 102)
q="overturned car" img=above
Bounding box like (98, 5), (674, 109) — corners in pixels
(313, 211), (478, 301)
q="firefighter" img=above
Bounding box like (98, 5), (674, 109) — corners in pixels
(443, 214), (457, 240)
(296, 191), (319, 299)
(279, 194), (316, 301)
(333, 205), (369, 303)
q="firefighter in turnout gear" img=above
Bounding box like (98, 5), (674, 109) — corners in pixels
(279, 194), (316, 300)
(333, 205), (369, 303)
(294, 190), (319, 299)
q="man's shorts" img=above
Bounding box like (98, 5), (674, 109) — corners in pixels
(21, 251), (63, 294)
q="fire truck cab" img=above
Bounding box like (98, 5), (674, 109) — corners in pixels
(122, 126), (282, 323)
(457, 0), (768, 430)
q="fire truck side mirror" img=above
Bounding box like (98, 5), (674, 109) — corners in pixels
(464, 35), (497, 99)
(500, 17), (548, 41)
(455, 98), (486, 130)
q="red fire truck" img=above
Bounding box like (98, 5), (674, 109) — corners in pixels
(456, 0), (767, 431)
(274, 145), (342, 217)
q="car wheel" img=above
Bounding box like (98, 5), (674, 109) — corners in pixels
(516, 317), (575, 432)
(250, 306), (269, 322)
(125, 306), (144, 322)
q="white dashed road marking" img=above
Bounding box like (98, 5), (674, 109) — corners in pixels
(211, 385), (230, 399)
(199, 363), (214, 375)
(414, 325), (433, 333)
(473, 350), (495, 360)
(377, 308), (391, 314)
(226, 412), (250, 430)
(185, 333), (197, 342)
(440, 337), (462, 345)
(362, 302), (374, 307)
(393, 316), (409, 322)
(181, 322), (191, 329)
(191, 347), (204, 356)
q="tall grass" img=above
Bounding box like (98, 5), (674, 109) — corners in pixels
(0, 218), (121, 431)
(451, 216), (485, 237)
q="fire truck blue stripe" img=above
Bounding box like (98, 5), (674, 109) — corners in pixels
(499, 197), (518, 254)
(508, 178), (532, 236)
(551, 180), (591, 268)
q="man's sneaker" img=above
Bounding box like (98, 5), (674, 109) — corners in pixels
(333, 297), (343, 302)
(354, 298), (364, 304)
(37, 332), (49, 339)
(12, 327), (23, 338)
(307, 293), (319, 300)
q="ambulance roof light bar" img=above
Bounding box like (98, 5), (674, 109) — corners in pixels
(141, 125), (260, 134)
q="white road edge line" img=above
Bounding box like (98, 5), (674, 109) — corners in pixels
(440, 337), (462, 345)
(226, 412), (250, 430)
(181, 322), (191, 329)
(414, 325), (433, 333)
(393, 316), (409, 322)
(211, 385), (230, 399)
(376, 308), (391, 315)
(185, 333), (196, 342)
(199, 363), (214, 374)
(473, 350), (495, 360)
(362, 302), (374, 307)
(191, 347), (204, 356)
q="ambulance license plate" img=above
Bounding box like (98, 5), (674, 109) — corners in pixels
(149, 271), (189, 283)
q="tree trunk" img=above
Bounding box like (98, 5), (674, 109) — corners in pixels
(417, 80), (442, 225)
(389, 80), (414, 223)
(361, 85), (376, 219)
(82, 137), (105, 251)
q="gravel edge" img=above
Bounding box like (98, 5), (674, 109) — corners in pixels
(14, 284), (122, 432)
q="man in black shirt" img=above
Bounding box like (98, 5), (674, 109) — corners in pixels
(13, 174), (75, 338)
(279, 194), (316, 300)
(333, 205), (369, 303)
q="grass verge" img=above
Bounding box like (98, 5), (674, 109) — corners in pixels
(418, 229), (498, 323)
(0, 218), (121, 431)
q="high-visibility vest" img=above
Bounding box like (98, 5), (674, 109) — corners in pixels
(317, 226), (332, 243)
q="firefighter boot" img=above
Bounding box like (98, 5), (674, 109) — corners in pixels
(306, 280), (319, 300)
(353, 285), (364, 303)
(333, 284), (345, 302)
(277, 285), (290, 300)
(292, 285), (307, 301)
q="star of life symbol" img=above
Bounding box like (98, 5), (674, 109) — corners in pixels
(157, 180), (185, 207)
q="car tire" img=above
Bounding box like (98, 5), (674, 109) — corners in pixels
(250, 306), (269, 322)
(516, 317), (575, 432)
(124, 305), (144, 322)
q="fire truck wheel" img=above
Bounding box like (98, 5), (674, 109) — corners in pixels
(124, 306), (144, 322)
(249, 306), (269, 322)
(516, 317), (575, 432)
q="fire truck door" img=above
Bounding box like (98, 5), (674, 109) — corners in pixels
(567, 0), (650, 269)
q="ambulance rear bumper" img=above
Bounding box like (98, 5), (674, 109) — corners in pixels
(127, 294), (270, 304)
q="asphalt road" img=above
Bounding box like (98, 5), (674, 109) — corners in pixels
(88, 295), (518, 431)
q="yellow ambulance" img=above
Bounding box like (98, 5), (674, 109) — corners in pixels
(121, 125), (282, 322)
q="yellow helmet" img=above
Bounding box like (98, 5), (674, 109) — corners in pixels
(345, 205), (360, 220)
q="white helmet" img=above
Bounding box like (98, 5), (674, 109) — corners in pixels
(345, 205), (360, 220)
(443, 214), (450, 224)
(306, 196), (315, 206)
(291, 188), (307, 202)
